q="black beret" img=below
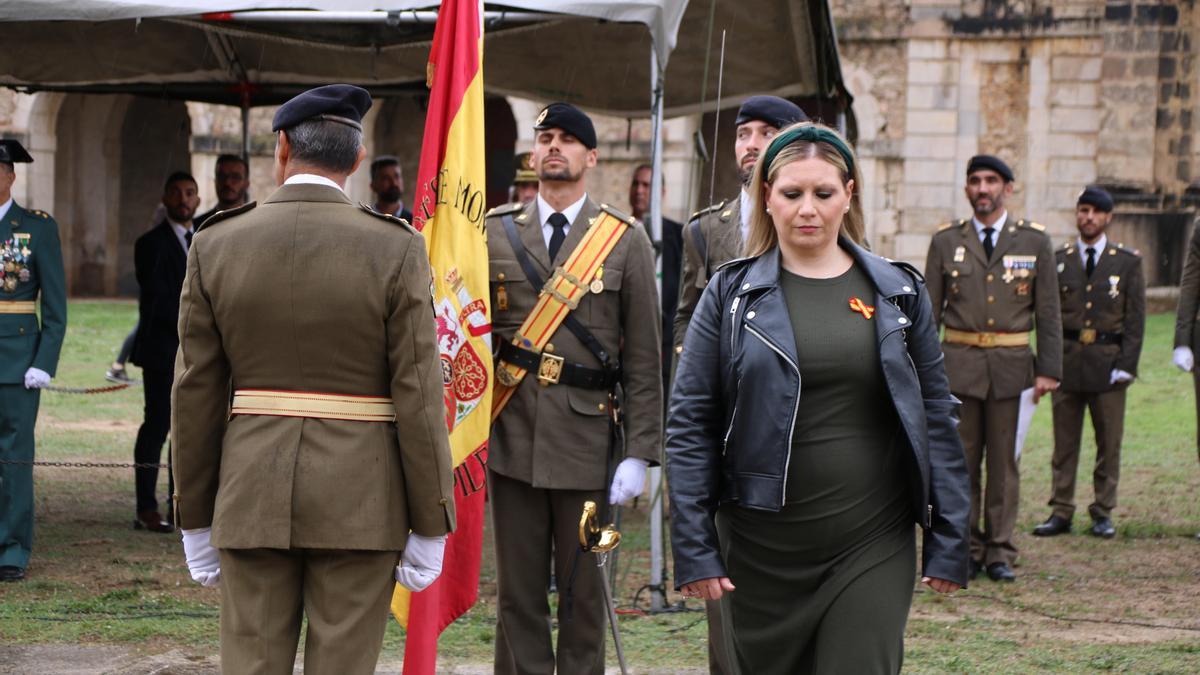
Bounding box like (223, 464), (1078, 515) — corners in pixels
(533, 102), (597, 149)
(1077, 185), (1114, 212)
(735, 96), (809, 129)
(0, 139), (33, 165)
(966, 154), (1014, 182)
(272, 84), (372, 132)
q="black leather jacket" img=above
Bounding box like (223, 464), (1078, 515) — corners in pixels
(666, 239), (970, 588)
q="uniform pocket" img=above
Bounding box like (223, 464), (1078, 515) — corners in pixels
(943, 261), (971, 296)
(567, 387), (610, 417)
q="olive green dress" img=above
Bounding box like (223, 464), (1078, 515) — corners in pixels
(715, 263), (916, 674)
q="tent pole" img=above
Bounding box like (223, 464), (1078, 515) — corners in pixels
(241, 96), (251, 162)
(648, 46), (667, 614)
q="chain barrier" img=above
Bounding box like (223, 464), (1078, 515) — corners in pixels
(43, 382), (135, 395)
(0, 459), (167, 468)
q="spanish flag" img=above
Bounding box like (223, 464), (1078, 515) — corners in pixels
(390, 0), (490, 672)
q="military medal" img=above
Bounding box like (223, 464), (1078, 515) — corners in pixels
(1002, 255), (1036, 284)
(590, 265), (604, 294)
(848, 297), (875, 319)
(1016, 282), (1031, 296)
(1108, 275), (1120, 299)
(0, 238), (30, 294)
(953, 245), (966, 263)
(496, 284), (508, 311)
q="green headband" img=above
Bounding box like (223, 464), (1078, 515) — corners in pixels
(761, 126), (855, 179)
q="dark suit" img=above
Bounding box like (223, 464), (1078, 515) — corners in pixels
(131, 220), (188, 515)
(659, 216), (683, 409)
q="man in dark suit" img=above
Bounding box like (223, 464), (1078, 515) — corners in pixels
(629, 162), (683, 405)
(369, 155), (413, 222)
(129, 171), (199, 533)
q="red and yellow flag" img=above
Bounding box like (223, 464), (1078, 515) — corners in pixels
(391, 0), (490, 672)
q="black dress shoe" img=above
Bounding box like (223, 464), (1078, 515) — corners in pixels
(133, 510), (173, 533)
(986, 562), (1016, 582)
(0, 565), (25, 582)
(1090, 517), (1116, 539)
(1032, 514), (1072, 537)
(968, 559), (983, 580)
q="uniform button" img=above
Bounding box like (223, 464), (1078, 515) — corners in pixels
(987, 296), (995, 303)
(1062, 286), (1069, 292)
(1085, 284), (1092, 291)
(1085, 319), (1092, 326)
(1085, 301), (1093, 309)
(544, 343), (555, 354)
(598, 403), (606, 412)
(987, 274), (994, 282)
(902, 285), (912, 292)
(746, 311), (756, 319)
(987, 318), (995, 326)
(742, 283), (751, 290)
(18, 327), (24, 334)
(674, 345), (683, 354)
(498, 272), (507, 281)
(951, 270), (959, 278)
(439, 498), (448, 505)
(897, 317), (908, 325)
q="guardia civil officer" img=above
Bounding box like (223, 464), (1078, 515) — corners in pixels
(924, 155), (1062, 582)
(671, 96), (805, 674)
(1032, 186), (1144, 540)
(1173, 210), (1200, 540)
(485, 102), (662, 675)
(171, 85), (455, 673)
(0, 140), (66, 583)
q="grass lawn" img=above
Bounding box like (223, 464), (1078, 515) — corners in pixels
(1, 302), (1199, 672)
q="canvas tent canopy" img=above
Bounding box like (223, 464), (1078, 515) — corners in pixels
(0, 1), (849, 117)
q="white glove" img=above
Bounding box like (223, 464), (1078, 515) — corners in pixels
(181, 527), (221, 587)
(609, 457), (649, 505)
(1175, 346), (1195, 373)
(1109, 369), (1135, 385)
(23, 367), (50, 389)
(395, 533), (447, 592)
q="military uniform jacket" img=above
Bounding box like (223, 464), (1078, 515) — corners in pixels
(673, 195), (743, 351)
(485, 197), (663, 491)
(924, 217), (1063, 400)
(1056, 241), (1145, 393)
(171, 183), (456, 550)
(1175, 218), (1200, 349)
(0, 203), (66, 383)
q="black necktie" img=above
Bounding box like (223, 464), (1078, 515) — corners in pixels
(547, 212), (568, 261)
(185, 229), (194, 251)
(982, 227), (995, 260)
(1086, 247), (1096, 277)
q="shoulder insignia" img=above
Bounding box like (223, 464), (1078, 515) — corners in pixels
(1024, 220), (1046, 232)
(1061, 241), (1072, 249)
(29, 209), (51, 220)
(196, 201), (256, 232)
(485, 201), (524, 219)
(359, 202), (415, 232)
(599, 203), (638, 227)
(937, 222), (954, 231)
(1114, 243), (1141, 257)
(688, 199), (726, 223)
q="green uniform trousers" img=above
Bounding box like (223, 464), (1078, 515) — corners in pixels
(0, 384), (39, 570)
(489, 469), (607, 675)
(218, 547), (399, 675)
(1050, 388), (1127, 521)
(959, 394), (1021, 567)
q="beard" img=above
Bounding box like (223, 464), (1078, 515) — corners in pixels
(539, 164), (581, 183)
(378, 186), (402, 203)
(166, 205), (194, 223)
(971, 196), (999, 217)
(217, 186), (247, 206)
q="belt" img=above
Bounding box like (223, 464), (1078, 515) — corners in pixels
(0, 300), (36, 314)
(231, 389), (395, 422)
(944, 328), (1031, 348)
(1064, 328), (1123, 346)
(498, 341), (620, 390)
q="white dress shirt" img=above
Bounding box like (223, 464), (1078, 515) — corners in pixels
(167, 218), (193, 253)
(0, 197), (13, 223)
(739, 189), (751, 243)
(284, 173), (345, 192)
(972, 210), (1008, 249)
(1077, 234), (1107, 268)
(537, 192), (588, 249)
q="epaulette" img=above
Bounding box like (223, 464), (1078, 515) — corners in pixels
(29, 209), (51, 220)
(1115, 242), (1141, 256)
(936, 222), (954, 231)
(484, 202), (524, 218)
(599, 203), (638, 227)
(1019, 219), (1046, 232)
(688, 199), (726, 223)
(889, 259), (925, 284)
(196, 201), (256, 232)
(358, 202), (416, 232)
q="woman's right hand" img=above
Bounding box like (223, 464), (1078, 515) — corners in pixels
(681, 577), (736, 601)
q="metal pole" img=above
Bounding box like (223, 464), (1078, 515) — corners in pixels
(648, 47), (668, 613)
(241, 99), (251, 163)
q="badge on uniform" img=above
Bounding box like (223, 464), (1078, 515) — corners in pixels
(0, 238), (31, 293)
(1108, 275), (1120, 299)
(848, 297), (875, 319)
(496, 284), (509, 311)
(590, 265), (605, 294)
(1002, 255), (1037, 283)
(1016, 282), (1031, 296)
(953, 245), (966, 263)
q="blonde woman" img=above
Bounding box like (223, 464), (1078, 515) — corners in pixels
(667, 123), (969, 673)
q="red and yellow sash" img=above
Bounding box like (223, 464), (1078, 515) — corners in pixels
(491, 209), (630, 420)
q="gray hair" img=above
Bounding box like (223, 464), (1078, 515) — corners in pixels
(284, 119), (362, 174)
